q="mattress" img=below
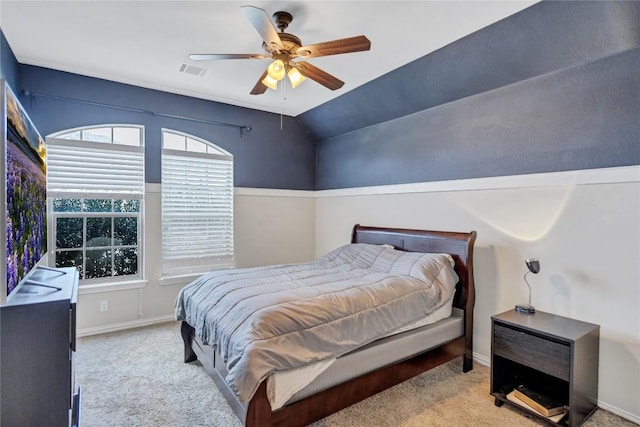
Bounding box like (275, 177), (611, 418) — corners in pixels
(267, 304), (459, 409)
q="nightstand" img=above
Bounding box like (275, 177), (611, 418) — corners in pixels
(491, 309), (599, 427)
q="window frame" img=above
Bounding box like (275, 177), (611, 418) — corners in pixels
(51, 199), (142, 284)
(161, 129), (234, 279)
(46, 125), (145, 288)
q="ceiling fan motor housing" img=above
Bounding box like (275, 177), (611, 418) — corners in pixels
(259, 11), (302, 55)
(273, 11), (293, 32)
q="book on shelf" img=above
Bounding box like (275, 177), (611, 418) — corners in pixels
(512, 384), (566, 417)
(506, 391), (567, 423)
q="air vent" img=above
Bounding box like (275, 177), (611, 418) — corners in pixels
(178, 63), (208, 77)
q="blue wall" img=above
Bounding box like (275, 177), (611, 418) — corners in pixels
(316, 49), (640, 189)
(0, 30), (20, 92)
(4, 2), (639, 191)
(17, 66), (316, 189)
(305, 1), (640, 189)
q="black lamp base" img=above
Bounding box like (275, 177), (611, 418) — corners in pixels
(515, 304), (535, 314)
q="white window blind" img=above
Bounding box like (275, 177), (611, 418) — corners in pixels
(46, 138), (144, 199)
(162, 147), (234, 276)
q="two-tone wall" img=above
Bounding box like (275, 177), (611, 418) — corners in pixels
(1, 31), (319, 334)
(10, 66), (318, 334)
(302, 2), (640, 421)
(2, 1), (639, 422)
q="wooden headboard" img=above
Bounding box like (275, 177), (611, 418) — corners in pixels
(351, 224), (477, 312)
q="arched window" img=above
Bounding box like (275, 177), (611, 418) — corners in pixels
(46, 125), (144, 283)
(161, 129), (233, 277)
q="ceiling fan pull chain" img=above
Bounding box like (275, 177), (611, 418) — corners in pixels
(280, 80), (287, 130)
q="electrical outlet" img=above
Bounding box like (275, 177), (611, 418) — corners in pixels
(100, 300), (109, 312)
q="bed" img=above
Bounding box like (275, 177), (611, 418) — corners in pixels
(178, 224), (477, 427)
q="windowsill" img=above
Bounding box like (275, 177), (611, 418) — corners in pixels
(158, 274), (204, 286)
(78, 279), (148, 295)
(159, 267), (235, 287)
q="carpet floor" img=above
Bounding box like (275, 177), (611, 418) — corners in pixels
(76, 322), (635, 427)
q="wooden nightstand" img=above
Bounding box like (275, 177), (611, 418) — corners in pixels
(491, 309), (599, 426)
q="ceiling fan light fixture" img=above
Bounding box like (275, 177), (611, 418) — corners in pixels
(267, 59), (286, 81)
(261, 74), (279, 90)
(191, 7), (372, 96)
(287, 67), (306, 88)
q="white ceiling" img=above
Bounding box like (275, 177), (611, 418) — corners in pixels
(0, 1), (536, 117)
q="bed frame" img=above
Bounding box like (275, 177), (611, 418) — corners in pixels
(180, 224), (477, 427)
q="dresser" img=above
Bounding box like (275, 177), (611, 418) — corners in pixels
(1, 267), (80, 426)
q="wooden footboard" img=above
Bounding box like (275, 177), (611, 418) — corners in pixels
(251, 336), (467, 427)
(181, 321), (468, 427)
(180, 224), (477, 427)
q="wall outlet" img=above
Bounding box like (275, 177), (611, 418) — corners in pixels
(100, 300), (109, 312)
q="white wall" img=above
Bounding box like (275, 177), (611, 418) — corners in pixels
(234, 188), (316, 268)
(315, 166), (640, 423)
(76, 186), (316, 334)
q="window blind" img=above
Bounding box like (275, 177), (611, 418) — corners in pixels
(161, 148), (234, 275)
(46, 138), (144, 199)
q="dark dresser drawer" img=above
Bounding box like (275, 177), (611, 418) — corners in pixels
(494, 324), (570, 380)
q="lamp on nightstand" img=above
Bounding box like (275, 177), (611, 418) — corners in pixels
(515, 258), (539, 314)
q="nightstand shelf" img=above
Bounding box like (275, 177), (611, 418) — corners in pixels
(491, 309), (599, 427)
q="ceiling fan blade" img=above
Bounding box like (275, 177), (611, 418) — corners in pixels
(189, 53), (268, 61)
(294, 61), (344, 90)
(296, 35), (371, 59)
(250, 70), (269, 95)
(240, 5), (284, 53)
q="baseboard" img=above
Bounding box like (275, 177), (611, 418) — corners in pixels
(596, 401), (640, 425)
(473, 352), (490, 367)
(77, 314), (176, 337)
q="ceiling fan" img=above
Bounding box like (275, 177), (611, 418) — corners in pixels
(189, 5), (371, 95)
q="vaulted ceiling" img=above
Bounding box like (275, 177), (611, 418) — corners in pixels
(0, 1), (535, 117)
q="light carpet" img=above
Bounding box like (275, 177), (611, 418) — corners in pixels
(76, 322), (635, 427)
